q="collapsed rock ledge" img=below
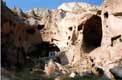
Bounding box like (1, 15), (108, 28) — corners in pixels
(1, 0), (122, 80)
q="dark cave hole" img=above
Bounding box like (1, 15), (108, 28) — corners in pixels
(97, 10), (101, 15)
(113, 12), (122, 16)
(78, 23), (83, 31)
(68, 26), (73, 31)
(68, 36), (70, 40)
(104, 12), (109, 18)
(30, 42), (60, 58)
(82, 15), (102, 53)
(37, 24), (44, 30)
(26, 28), (35, 34)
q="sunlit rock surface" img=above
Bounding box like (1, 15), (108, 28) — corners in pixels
(1, 0), (122, 79)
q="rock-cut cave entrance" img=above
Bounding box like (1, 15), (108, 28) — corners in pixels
(82, 15), (102, 53)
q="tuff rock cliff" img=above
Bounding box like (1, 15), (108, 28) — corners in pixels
(1, 0), (122, 80)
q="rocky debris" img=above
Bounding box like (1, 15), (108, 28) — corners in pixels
(89, 44), (122, 79)
(110, 64), (122, 79)
(44, 59), (69, 78)
(44, 59), (56, 76)
(69, 72), (76, 78)
(1, 0), (122, 80)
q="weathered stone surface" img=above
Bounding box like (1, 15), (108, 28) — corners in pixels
(58, 2), (99, 13)
(101, 0), (122, 14)
(26, 8), (50, 17)
(88, 43), (122, 79)
(1, 1), (44, 67)
(101, 0), (122, 46)
(1, 0), (122, 79)
(52, 12), (93, 49)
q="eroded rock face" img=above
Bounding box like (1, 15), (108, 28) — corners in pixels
(101, 0), (122, 14)
(58, 2), (99, 13)
(52, 13), (93, 49)
(90, 0), (122, 79)
(1, 0), (122, 79)
(101, 0), (122, 46)
(1, 2), (47, 67)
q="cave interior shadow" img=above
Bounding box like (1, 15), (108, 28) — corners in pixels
(81, 15), (102, 53)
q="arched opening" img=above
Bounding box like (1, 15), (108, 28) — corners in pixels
(82, 15), (102, 53)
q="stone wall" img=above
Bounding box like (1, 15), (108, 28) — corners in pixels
(1, 0), (122, 79)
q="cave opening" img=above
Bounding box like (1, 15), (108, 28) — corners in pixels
(82, 15), (102, 53)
